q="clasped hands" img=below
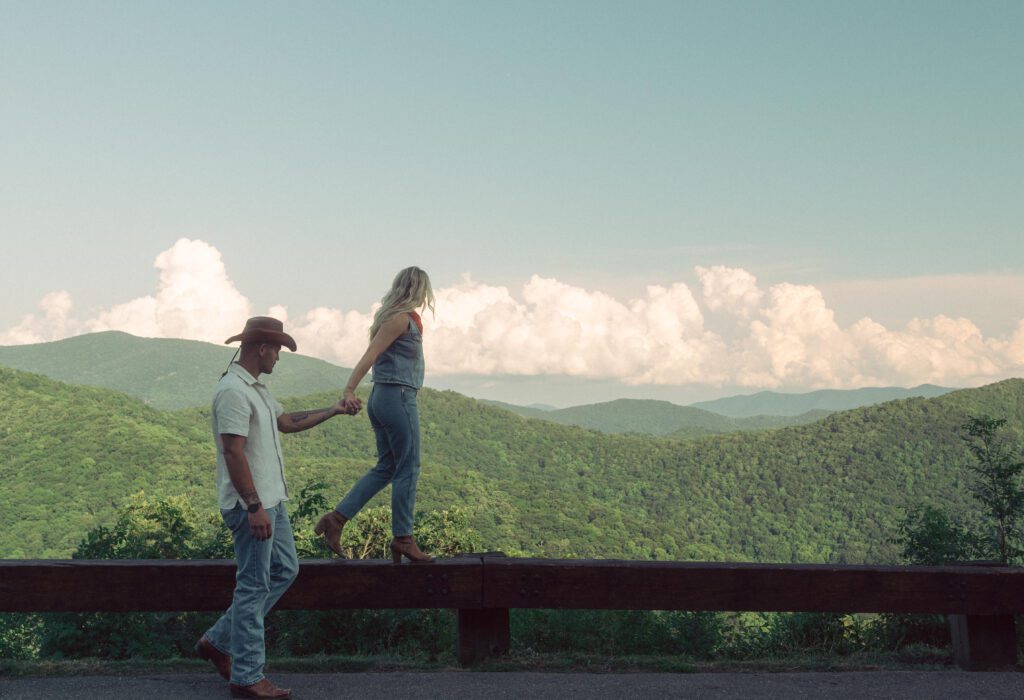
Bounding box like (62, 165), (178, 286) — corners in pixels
(335, 388), (363, 416)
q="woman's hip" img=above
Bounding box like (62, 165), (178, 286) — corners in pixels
(368, 382), (419, 428)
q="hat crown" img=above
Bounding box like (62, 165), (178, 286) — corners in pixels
(243, 316), (285, 333)
(224, 316), (297, 352)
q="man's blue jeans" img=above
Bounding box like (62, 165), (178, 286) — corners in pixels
(203, 501), (298, 686)
(336, 383), (420, 536)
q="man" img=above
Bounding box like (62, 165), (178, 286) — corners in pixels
(195, 316), (357, 700)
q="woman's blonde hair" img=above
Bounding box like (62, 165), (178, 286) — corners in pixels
(369, 266), (435, 339)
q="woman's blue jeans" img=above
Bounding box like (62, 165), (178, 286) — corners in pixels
(336, 383), (420, 537)
(203, 502), (298, 686)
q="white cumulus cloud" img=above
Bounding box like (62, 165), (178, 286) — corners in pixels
(85, 239), (252, 343)
(3, 240), (1023, 391)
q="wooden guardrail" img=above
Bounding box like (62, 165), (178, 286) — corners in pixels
(2, 557), (1021, 670)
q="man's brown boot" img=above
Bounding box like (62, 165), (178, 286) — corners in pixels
(229, 678), (291, 699)
(195, 636), (231, 681)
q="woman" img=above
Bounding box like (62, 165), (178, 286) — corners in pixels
(315, 266), (435, 563)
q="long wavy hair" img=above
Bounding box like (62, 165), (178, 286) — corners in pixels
(369, 266), (435, 339)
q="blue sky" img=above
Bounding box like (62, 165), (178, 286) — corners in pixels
(1, 2), (1022, 404)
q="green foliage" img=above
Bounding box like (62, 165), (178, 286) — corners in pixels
(719, 612), (859, 658)
(893, 505), (991, 565)
(0, 614), (43, 660)
(960, 416), (1024, 563)
(4, 364), (1024, 564)
(0, 331), (358, 410)
(74, 492), (231, 560)
(893, 414), (1024, 566)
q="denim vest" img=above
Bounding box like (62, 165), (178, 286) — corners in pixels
(371, 315), (424, 389)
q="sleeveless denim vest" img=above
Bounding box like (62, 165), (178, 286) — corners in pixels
(371, 315), (424, 389)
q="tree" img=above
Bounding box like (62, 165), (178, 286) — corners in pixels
(893, 505), (988, 565)
(960, 416), (1024, 563)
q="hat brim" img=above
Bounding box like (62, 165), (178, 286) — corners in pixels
(224, 330), (297, 352)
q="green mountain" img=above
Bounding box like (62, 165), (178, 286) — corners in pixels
(691, 385), (954, 417)
(667, 409), (834, 439)
(484, 398), (831, 437)
(2, 362), (1022, 563)
(479, 399), (553, 420)
(0, 333), (931, 439)
(0, 331), (356, 409)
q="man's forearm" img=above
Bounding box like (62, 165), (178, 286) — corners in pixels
(224, 451), (260, 507)
(284, 407), (338, 432)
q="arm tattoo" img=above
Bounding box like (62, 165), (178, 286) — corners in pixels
(286, 407), (337, 430)
(290, 407), (330, 422)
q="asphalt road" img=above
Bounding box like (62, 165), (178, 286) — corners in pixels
(3, 671), (1024, 699)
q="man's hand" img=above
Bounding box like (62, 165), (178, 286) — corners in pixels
(248, 506), (272, 540)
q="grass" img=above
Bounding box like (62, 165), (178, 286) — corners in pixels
(0, 648), (958, 678)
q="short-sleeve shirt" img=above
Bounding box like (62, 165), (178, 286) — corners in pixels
(211, 363), (289, 510)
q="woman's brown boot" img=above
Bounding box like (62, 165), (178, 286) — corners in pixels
(390, 536), (434, 564)
(313, 511), (348, 557)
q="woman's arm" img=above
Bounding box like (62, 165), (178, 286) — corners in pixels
(341, 313), (410, 410)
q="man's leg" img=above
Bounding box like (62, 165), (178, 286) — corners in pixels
(203, 506), (250, 661)
(220, 505), (275, 686)
(264, 502), (299, 616)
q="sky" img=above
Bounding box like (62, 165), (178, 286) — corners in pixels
(1, 2), (1022, 406)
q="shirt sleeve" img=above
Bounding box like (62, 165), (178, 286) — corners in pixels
(273, 396), (284, 417)
(214, 387), (251, 437)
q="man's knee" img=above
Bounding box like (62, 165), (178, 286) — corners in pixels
(280, 556), (299, 584)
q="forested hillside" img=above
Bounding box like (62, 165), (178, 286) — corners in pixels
(691, 385), (954, 417)
(0, 331), (356, 409)
(2, 364), (1021, 563)
(501, 398), (832, 436)
(1, 333), (937, 438)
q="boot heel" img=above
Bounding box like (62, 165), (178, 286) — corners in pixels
(390, 536), (435, 564)
(313, 511), (348, 557)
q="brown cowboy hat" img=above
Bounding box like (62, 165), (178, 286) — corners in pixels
(224, 316), (297, 352)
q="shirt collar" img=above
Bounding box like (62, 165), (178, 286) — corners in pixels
(228, 362), (263, 387)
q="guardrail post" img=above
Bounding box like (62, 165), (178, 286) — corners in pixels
(455, 552), (510, 666)
(949, 613), (1017, 670)
(457, 607), (510, 666)
(948, 561), (1018, 671)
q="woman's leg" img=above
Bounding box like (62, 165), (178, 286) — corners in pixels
(387, 386), (420, 537)
(335, 385), (398, 519)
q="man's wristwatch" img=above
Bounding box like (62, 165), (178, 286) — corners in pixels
(247, 501), (263, 514)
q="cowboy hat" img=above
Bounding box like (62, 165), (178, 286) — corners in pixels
(224, 316), (297, 352)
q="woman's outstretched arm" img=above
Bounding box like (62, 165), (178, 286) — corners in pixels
(341, 313), (409, 411)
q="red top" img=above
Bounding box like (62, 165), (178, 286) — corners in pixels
(410, 311), (423, 335)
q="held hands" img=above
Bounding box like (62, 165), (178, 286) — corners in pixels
(338, 388), (363, 415)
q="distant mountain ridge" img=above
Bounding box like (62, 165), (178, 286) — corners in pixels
(1, 332), (955, 437)
(0, 331), (356, 409)
(492, 398), (832, 437)
(690, 385), (955, 417)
